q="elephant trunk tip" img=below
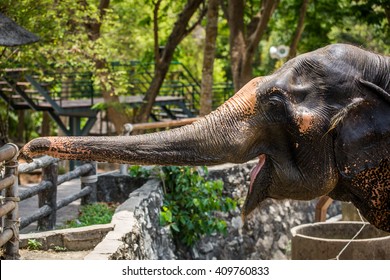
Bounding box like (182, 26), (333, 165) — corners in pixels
(18, 137), (52, 163)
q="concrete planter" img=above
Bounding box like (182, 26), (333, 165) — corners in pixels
(291, 222), (390, 260)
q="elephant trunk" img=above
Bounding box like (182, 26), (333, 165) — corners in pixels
(18, 78), (262, 166)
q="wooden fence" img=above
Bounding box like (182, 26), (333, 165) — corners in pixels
(0, 144), (19, 259)
(18, 156), (97, 231)
(0, 143), (97, 259)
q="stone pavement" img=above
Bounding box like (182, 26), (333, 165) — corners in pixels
(18, 178), (82, 234)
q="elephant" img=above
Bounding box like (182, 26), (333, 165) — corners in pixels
(18, 43), (390, 232)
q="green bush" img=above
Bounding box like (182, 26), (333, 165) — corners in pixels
(128, 165), (152, 178)
(27, 239), (42, 250)
(64, 203), (115, 228)
(159, 166), (236, 247)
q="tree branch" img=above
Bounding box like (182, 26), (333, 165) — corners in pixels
(288, 0), (310, 60)
(246, 0), (279, 54)
(160, 0), (205, 62)
(98, 0), (110, 22)
(153, 0), (162, 65)
(220, 0), (229, 23)
(81, 0), (111, 41)
(185, 4), (207, 37)
(135, 0), (205, 123)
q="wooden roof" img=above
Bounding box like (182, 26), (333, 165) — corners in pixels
(0, 13), (39, 47)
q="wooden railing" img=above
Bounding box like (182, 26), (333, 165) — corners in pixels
(0, 143), (19, 259)
(18, 156), (97, 231)
(126, 117), (199, 133)
(0, 143), (98, 259)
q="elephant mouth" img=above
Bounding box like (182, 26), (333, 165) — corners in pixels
(249, 154), (267, 194)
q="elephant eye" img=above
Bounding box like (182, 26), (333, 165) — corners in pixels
(260, 88), (287, 111)
(264, 92), (288, 121)
(269, 95), (284, 106)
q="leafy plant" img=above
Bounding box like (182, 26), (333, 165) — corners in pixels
(128, 165), (151, 178)
(159, 166), (236, 247)
(27, 239), (42, 250)
(53, 246), (67, 252)
(64, 203), (115, 228)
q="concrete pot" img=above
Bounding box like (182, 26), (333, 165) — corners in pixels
(291, 222), (390, 260)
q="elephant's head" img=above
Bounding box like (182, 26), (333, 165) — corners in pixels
(19, 44), (390, 231)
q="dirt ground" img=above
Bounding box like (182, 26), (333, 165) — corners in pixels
(18, 249), (92, 260)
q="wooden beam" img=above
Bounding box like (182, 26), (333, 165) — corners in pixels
(131, 117), (199, 131)
(315, 196), (333, 222)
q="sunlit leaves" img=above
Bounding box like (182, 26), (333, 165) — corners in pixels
(159, 166), (236, 247)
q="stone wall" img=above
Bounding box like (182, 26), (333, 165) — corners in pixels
(97, 172), (147, 203)
(86, 179), (176, 260)
(89, 162), (341, 260)
(191, 161), (341, 260)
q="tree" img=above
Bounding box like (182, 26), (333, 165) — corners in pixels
(2, 0), (390, 143)
(222, 0), (279, 92)
(199, 0), (219, 116)
(287, 0), (310, 59)
(80, 0), (132, 133)
(0, 105), (9, 146)
(134, 0), (206, 124)
(349, 0), (390, 38)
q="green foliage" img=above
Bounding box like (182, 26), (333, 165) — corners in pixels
(1, 0), (389, 142)
(27, 239), (42, 250)
(1, 0), (389, 81)
(262, 0), (390, 74)
(129, 165), (237, 247)
(128, 165), (152, 178)
(64, 203), (115, 228)
(159, 166), (236, 247)
(53, 246), (67, 252)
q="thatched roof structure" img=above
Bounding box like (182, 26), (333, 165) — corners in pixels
(0, 12), (39, 46)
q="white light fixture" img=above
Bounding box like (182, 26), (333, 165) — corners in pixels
(269, 45), (290, 59)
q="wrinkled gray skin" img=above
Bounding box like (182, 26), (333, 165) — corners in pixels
(19, 44), (390, 232)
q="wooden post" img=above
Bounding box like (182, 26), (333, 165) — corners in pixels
(3, 144), (19, 259)
(81, 162), (97, 205)
(120, 124), (133, 175)
(38, 162), (58, 230)
(315, 196), (333, 222)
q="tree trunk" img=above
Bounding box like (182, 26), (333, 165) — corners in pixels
(227, 0), (246, 92)
(385, 6), (390, 27)
(200, 0), (219, 116)
(100, 68), (131, 134)
(17, 110), (25, 143)
(134, 0), (206, 124)
(0, 114), (8, 146)
(80, 0), (130, 134)
(287, 0), (310, 60)
(41, 111), (51, 136)
(227, 0), (279, 91)
(241, 0), (278, 85)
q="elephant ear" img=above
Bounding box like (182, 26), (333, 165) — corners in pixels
(358, 79), (390, 104)
(332, 79), (390, 232)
